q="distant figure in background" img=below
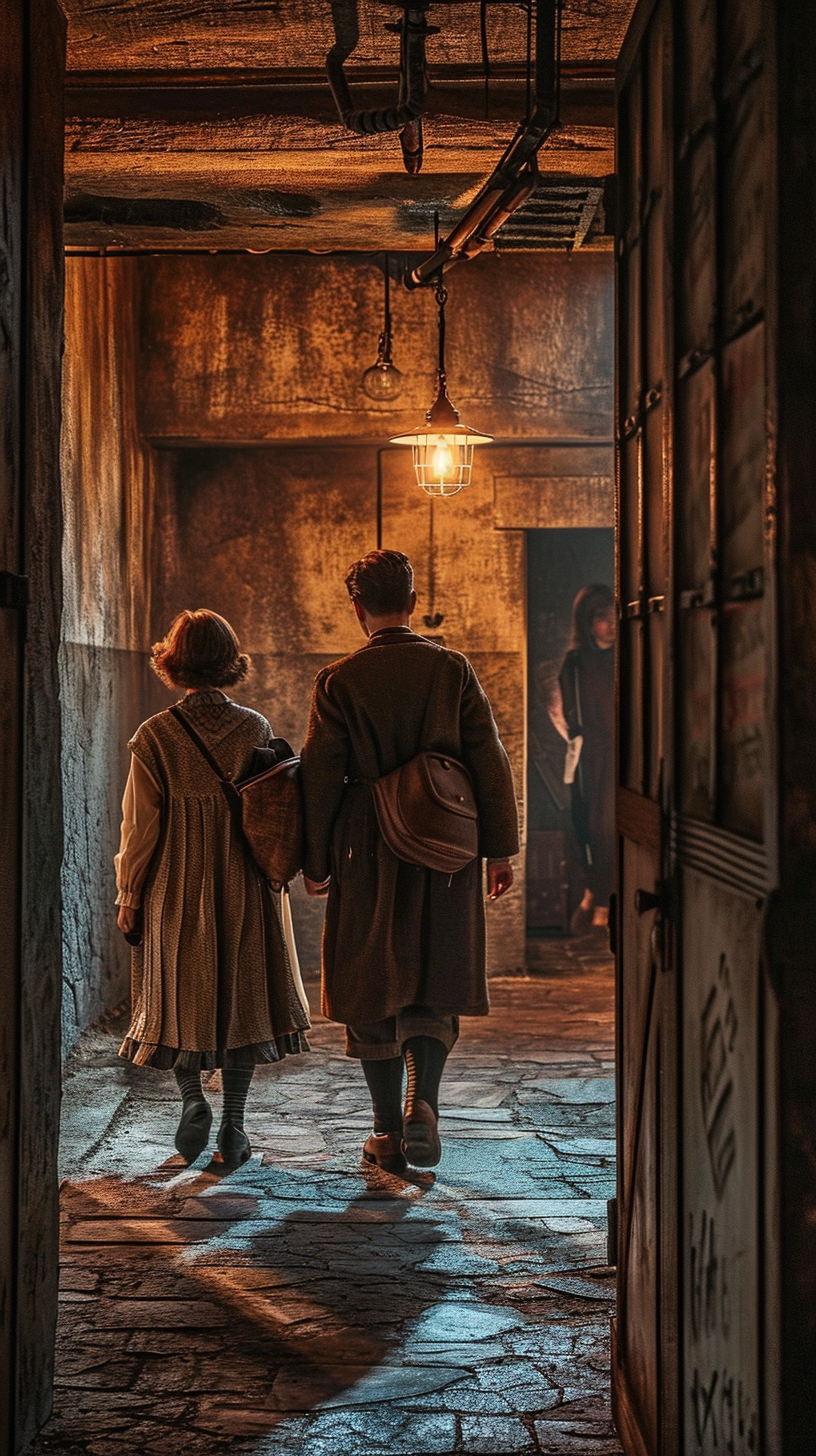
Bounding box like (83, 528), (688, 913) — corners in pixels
(558, 584), (616, 934)
(114, 609), (310, 1169)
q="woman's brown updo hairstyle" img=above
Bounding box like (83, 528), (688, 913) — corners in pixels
(151, 610), (250, 690)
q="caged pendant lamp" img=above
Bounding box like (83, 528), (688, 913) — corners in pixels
(362, 254), (403, 402)
(390, 273), (492, 496)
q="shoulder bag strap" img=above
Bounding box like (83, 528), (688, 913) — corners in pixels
(169, 704), (232, 788)
(417, 649), (450, 750)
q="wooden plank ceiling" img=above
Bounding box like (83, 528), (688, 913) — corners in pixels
(63, 1), (633, 253)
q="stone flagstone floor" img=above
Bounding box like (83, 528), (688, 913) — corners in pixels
(31, 934), (622, 1456)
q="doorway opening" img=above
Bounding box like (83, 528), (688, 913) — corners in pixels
(30, 247), (624, 1453)
(526, 528), (615, 939)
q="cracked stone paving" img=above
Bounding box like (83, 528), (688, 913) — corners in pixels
(31, 934), (622, 1456)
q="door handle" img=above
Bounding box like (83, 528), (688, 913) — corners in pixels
(634, 882), (669, 917)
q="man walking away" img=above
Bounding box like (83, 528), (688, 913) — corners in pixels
(301, 549), (519, 1174)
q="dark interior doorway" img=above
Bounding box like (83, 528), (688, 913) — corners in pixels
(526, 527), (614, 936)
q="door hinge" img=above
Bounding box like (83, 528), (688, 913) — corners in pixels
(0, 572), (29, 610)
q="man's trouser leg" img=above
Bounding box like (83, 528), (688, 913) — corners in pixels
(348, 1008), (459, 1169)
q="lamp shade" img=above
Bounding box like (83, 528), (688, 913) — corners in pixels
(390, 377), (492, 496)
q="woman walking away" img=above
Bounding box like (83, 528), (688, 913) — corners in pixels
(558, 583), (616, 934)
(114, 609), (310, 1169)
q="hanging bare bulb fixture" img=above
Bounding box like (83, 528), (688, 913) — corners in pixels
(390, 273), (492, 496)
(362, 255), (403, 402)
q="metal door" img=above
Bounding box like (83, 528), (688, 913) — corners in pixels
(615, 0), (775, 1451)
(674, 0), (770, 1448)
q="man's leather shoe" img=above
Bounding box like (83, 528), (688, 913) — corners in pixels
(362, 1131), (407, 1175)
(403, 1098), (442, 1168)
(217, 1121), (251, 1169)
(174, 1100), (212, 1163)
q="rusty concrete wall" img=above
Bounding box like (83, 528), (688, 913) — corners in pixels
(60, 257), (163, 1052)
(138, 252), (613, 444)
(145, 252), (614, 973)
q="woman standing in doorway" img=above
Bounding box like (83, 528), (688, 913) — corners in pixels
(114, 609), (310, 1168)
(558, 584), (616, 934)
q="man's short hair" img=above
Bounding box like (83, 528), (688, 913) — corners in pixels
(345, 550), (414, 616)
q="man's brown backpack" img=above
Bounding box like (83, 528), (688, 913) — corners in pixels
(170, 706), (304, 888)
(372, 750), (478, 874)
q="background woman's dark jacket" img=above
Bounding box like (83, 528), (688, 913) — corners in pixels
(559, 643), (615, 904)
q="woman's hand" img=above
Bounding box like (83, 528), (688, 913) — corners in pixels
(304, 876), (331, 898)
(117, 905), (139, 934)
(486, 861), (514, 900)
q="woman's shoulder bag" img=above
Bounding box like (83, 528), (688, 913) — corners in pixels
(170, 706), (304, 889)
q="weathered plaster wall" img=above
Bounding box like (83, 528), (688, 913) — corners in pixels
(144, 252), (614, 973)
(137, 251), (613, 444)
(60, 257), (162, 1052)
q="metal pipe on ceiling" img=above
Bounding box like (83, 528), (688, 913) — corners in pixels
(326, 3), (435, 175)
(405, 0), (561, 287)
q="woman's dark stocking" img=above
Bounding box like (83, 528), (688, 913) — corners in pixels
(403, 1036), (449, 1118)
(361, 1056), (404, 1134)
(217, 1067), (254, 1169)
(221, 1067), (254, 1131)
(175, 1068), (205, 1107)
(173, 1067), (212, 1163)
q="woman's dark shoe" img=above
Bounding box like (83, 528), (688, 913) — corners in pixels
(174, 1099), (213, 1163)
(217, 1121), (251, 1169)
(362, 1131), (408, 1176)
(403, 1098), (442, 1168)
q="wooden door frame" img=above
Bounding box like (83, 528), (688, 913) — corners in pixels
(0, 3), (66, 1451)
(612, 0), (679, 1450)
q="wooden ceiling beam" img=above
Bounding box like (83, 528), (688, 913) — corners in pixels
(65, 60), (616, 89)
(65, 74), (614, 130)
(60, 11), (620, 253)
(62, 0), (637, 74)
(62, 142), (615, 252)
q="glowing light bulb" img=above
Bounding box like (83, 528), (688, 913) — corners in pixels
(431, 437), (454, 481)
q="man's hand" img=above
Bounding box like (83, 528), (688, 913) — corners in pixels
(304, 875), (331, 898)
(486, 861), (514, 900)
(117, 905), (139, 934)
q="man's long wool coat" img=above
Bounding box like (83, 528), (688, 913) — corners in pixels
(300, 627), (519, 1026)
